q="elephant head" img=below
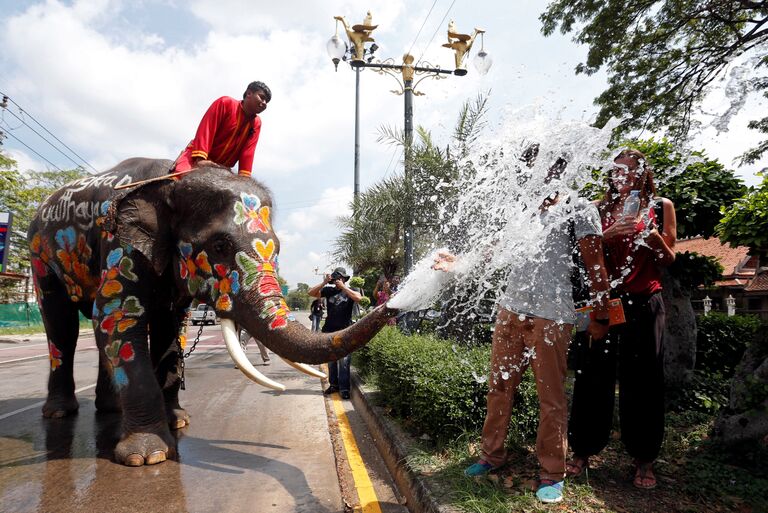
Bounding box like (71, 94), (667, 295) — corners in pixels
(111, 165), (396, 390)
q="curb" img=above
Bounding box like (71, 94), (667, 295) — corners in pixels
(350, 370), (460, 513)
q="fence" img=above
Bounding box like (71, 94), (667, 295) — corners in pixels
(0, 302), (43, 327)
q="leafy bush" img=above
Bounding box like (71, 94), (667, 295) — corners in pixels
(670, 313), (762, 413)
(697, 313), (762, 376)
(354, 327), (539, 444)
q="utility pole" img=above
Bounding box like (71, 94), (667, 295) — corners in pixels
(327, 12), (492, 274)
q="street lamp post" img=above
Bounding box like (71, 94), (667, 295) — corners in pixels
(327, 12), (491, 273)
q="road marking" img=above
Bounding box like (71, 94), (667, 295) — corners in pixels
(331, 392), (382, 513)
(0, 337), (97, 350)
(0, 383), (97, 422)
(0, 343), (49, 351)
(0, 347), (99, 365)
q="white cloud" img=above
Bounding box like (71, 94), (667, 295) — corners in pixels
(4, 148), (46, 174)
(274, 186), (352, 285)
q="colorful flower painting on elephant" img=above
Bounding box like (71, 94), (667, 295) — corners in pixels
(99, 247), (138, 298)
(237, 238), (281, 297)
(105, 339), (135, 390)
(99, 296), (144, 337)
(211, 264), (240, 311)
(54, 226), (97, 300)
(233, 192), (271, 234)
(178, 242), (213, 295)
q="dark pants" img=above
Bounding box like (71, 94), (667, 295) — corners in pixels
(568, 292), (666, 463)
(324, 322), (352, 392)
(328, 355), (351, 392)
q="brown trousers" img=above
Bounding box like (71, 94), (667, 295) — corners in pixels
(481, 309), (572, 481)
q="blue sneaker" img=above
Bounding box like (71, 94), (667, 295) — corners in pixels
(536, 479), (564, 503)
(464, 460), (494, 477)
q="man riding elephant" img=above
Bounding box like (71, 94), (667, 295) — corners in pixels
(172, 81), (271, 178)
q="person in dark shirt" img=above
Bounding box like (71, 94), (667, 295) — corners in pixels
(308, 267), (362, 399)
(309, 298), (324, 332)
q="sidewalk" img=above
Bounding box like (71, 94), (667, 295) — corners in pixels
(349, 372), (457, 513)
(0, 329), (92, 345)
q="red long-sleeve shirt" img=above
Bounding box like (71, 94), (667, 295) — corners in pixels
(174, 96), (261, 177)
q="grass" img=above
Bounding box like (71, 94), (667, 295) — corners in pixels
(373, 389), (768, 513)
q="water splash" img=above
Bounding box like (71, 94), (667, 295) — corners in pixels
(388, 107), (618, 314)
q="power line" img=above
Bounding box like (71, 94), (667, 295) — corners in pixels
(382, 147), (403, 181)
(0, 91), (98, 172)
(407, 0), (439, 58)
(1, 107), (86, 171)
(418, 0), (458, 64)
(0, 129), (63, 171)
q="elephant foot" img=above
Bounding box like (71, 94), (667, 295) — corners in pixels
(114, 429), (176, 466)
(42, 396), (79, 418)
(167, 407), (190, 430)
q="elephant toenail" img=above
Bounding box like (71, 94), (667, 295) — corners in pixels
(125, 454), (144, 466)
(146, 451), (167, 465)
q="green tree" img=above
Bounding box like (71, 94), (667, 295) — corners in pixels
(0, 153), (86, 296)
(540, 1), (768, 163)
(627, 138), (747, 238)
(334, 92), (489, 277)
(708, 172), (768, 446)
(717, 172), (768, 251)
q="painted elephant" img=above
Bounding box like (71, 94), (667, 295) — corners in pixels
(28, 158), (396, 466)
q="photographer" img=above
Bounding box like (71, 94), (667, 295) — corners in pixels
(308, 267), (362, 400)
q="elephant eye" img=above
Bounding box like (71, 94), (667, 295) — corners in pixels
(211, 236), (233, 256)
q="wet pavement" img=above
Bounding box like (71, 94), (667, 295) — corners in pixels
(0, 317), (406, 513)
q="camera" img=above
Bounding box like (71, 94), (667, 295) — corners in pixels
(330, 271), (343, 281)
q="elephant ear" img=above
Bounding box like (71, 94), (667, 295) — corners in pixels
(113, 183), (174, 275)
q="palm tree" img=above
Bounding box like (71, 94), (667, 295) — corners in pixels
(333, 92), (490, 278)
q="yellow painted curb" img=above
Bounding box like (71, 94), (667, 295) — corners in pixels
(331, 392), (382, 513)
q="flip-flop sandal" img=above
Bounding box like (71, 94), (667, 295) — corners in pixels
(566, 457), (588, 478)
(633, 463), (657, 489)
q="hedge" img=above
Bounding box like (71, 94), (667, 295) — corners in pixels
(353, 327), (539, 443)
(671, 313), (764, 413)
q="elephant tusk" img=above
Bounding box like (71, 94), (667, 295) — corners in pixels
(221, 319), (286, 392)
(279, 358), (328, 379)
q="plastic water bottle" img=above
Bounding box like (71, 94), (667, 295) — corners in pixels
(622, 190), (641, 219)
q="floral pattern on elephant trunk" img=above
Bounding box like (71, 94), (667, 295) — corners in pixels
(236, 237), (290, 330)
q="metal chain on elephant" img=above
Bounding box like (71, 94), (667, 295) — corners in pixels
(177, 304), (209, 390)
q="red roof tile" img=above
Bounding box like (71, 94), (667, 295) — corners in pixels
(676, 236), (752, 277)
(745, 270), (768, 292)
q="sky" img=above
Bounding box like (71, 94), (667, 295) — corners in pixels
(0, 0), (766, 287)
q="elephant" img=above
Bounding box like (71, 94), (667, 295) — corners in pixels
(27, 158), (396, 466)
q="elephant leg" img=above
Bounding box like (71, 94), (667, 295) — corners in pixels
(94, 329), (121, 413)
(107, 324), (176, 466)
(149, 305), (189, 430)
(93, 261), (176, 466)
(38, 275), (81, 418)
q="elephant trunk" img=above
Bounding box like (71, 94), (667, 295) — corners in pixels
(240, 303), (398, 365)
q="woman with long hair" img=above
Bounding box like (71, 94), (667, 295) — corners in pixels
(567, 149), (677, 489)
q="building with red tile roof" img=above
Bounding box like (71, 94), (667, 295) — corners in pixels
(676, 236), (767, 319)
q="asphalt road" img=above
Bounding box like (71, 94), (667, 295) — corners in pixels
(0, 317), (406, 513)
